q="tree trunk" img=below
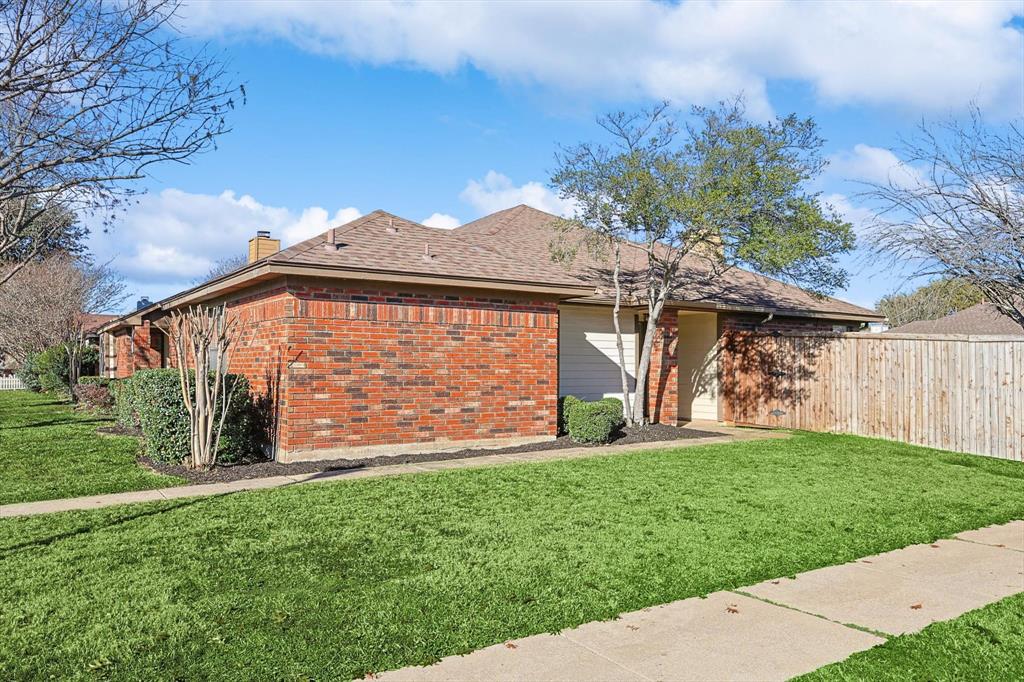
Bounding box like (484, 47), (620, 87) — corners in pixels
(609, 242), (634, 425)
(631, 289), (668, 426)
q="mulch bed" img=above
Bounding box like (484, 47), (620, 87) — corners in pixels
(140, 423), (723, 485)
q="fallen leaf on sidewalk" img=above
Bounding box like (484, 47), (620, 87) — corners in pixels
(996, 544), (1007, 548)
(930, 544), (940, 548)
(726, 604), (740, 614)
(861, 560), (873, 564)
(910, 603), (923, 610)
(771, 580), (781, 585)
(504, 642), (518, 649)
(626, 625), (640, 631)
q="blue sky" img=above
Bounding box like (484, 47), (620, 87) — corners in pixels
(86, 0), (1024, 311)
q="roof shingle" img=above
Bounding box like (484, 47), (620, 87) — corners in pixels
(454, 205), (878, 319)
(268, 210), (589, 288)
(886, 303), (1023, 336)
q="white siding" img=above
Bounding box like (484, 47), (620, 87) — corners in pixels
(558, 305), (636, 401)
(677, 311), (719, 421)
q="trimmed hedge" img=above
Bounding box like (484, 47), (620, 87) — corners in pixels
(110, 377), (141, 428)
(557, 395), (583, 435)
(78, 376), (111, 387)
(566, 397), (625, 444)
(113, 369), (259, 464)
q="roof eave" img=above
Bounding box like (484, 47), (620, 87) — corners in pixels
(560, 295), (884, 322)
(99, 261), (595, 332)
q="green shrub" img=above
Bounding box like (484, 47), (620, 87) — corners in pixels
(115, 368), (259, 464)
(566, 397), (625, 444)
(16, 345), (100, 395)
(34, 345), (70, 393)
(110, 377), (141, 428)
(73, 383), (113, 410)
(16, 354), (42, 392)
(78, 376), (111, 387)
(557, 395), (583, 435)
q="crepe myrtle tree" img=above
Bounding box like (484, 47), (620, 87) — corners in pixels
(0, 0), (242, 286)
(166, 304), (248, 470)
(551, 99), (854, 426)
(863, 107), (1023, 326)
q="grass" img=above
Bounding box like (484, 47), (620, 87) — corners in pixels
(799, 593), (1024, 681)
(1, 432), (1022, 680)
(0, 390), (184, 505)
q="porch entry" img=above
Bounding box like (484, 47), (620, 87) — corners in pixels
(676, 311), (720, 421)
(557, 305), (721, 423)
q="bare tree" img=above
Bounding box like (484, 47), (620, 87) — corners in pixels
(876, 278), (984, 327)
(552, 100), (854, 424)
(167, 304), (242, 470)
(192, 254), (247, 285)
(864, 107), (1023, 326)
(0, 0), (242, 285)
(0, 253), (126, 382)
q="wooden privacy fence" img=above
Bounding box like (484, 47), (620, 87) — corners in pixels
(721, 331), (1023, 461)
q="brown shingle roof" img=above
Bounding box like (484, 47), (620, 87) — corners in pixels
(81, 313), (116, 334)
(268, 210), (590, 289)
(886, 303), (1023, 335)
(454, 205), (879, 319)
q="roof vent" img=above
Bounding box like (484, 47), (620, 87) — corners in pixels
(422, 243), (435, 262)
(386, 218), (398, 234)
(324, 227), (346, 251)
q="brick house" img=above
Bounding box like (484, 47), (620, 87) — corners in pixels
(99, 205), (882, 462)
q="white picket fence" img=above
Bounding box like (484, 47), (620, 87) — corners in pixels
(0, 375), (27, 390)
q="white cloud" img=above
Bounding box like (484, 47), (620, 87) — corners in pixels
(824, 192), (877, 235)
(86, 189), (360, 285)
(420, 212), (461, 229)
(459, 170), (576, 217)
(826, 144), (922, 188)
(182, 0), (1023, 116)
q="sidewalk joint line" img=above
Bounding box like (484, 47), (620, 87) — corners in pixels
(558, 632), (657, 681)
(951, 536), (1024, 554)
(730, 589), (894, 640)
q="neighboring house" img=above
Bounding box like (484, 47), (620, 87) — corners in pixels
(885, 303), (1024, 336)
(99, 205), (882, 462)
(0, 313), (115, 378)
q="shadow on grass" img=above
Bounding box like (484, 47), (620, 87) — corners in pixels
(0, 496), (212, 559)
(1, 416), (109, 430)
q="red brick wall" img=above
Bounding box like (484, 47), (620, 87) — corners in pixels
(646, 311), (679, 425)
(279, 285), (559, 456)
(113, 323), (162, 378)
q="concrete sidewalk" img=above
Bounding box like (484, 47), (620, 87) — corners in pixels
(1, 426), (785, 517)
(379, 521), (1024, 682)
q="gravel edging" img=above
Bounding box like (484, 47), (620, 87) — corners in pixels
(141, 423), (723, 485)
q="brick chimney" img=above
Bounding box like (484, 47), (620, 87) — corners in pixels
(248, 230), (280, 263)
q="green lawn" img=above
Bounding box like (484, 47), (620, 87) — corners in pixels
(799, 593), (1024, 681)
(1, 432), (1022, 680)
(0, 390), (183, 505)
